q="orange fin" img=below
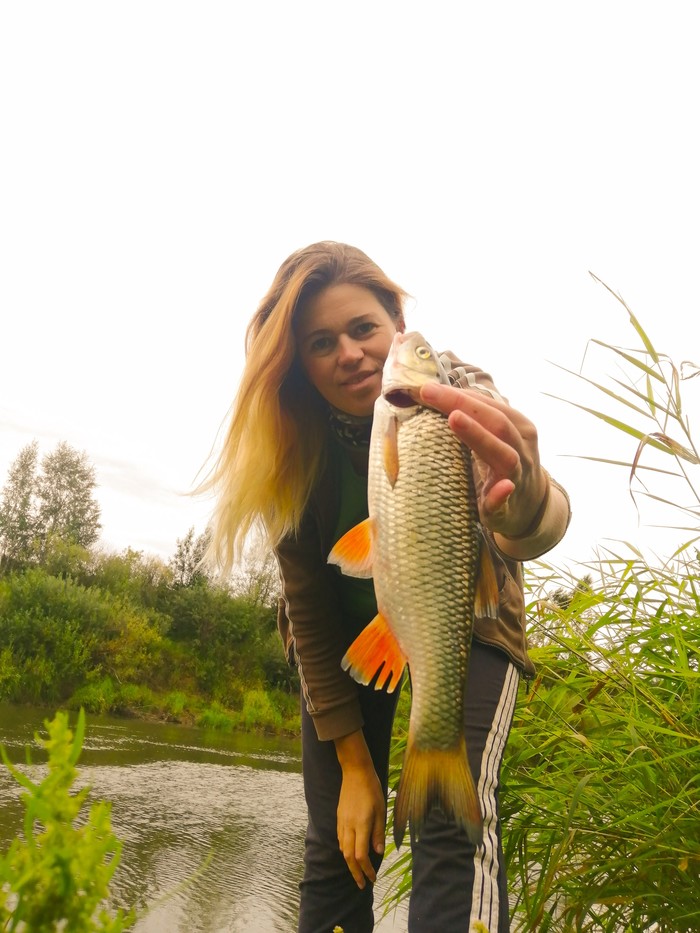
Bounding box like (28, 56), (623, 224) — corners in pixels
(392, 735), (483, 849)
(341, 612), (407, 693)
(383, 414), (400, 487)
(328, 517), (374, 578)
(475, 538), (500, 620)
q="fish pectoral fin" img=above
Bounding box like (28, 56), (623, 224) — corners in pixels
(341, 613), (406, 693)
(475, 541), (500, 620)
(327, 518), (375, 578)
(382, 414), (400, 487)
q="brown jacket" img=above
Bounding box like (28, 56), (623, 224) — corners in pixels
(275, 356), (571, 741)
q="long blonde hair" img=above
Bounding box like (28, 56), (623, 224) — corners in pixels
(200, 241), (407, 574)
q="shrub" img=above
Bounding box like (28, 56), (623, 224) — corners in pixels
(163, 691), (187, 718)
(0, 569), (168, 703)
(68, 677), (118, 715)
(238, 688), (283, 732)
(197, 701), (236, 731)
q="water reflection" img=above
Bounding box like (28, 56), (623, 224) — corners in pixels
(0, 705), (407, 932)
(106, 761), (305, 932)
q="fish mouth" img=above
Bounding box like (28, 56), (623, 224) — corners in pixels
(384, 387), (421, 408)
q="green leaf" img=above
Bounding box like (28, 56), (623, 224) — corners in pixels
(589, 272), (660, 363)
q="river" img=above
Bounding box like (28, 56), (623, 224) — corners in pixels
(0, 704), (408, 932)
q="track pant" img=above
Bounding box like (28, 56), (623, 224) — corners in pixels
(297, 640), (520, 933)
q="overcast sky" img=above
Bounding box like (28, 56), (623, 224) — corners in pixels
(1, 2), (698, 575)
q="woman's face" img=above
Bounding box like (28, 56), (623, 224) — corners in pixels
(295, 283), (404, 417)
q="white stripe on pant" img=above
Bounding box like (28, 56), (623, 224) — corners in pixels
(471, 661), (519, 930)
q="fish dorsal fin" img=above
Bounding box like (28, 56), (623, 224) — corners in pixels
(341, 612), (407, 693)
(328, 517), (374, 578)
(475, 540), (500, 620)
(383, 414), (400, 487)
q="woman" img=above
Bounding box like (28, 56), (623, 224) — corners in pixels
(202, 241), (570, 933)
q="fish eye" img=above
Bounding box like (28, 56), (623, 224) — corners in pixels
(416, 346), (432, 359)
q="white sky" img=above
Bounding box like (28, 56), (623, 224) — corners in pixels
(1, 2), (699, 574)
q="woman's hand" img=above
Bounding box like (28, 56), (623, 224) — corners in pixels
(419, 381), (548, 538)
(334, 730), (386, 889)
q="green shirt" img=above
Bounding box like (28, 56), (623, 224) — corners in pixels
(330, 439), (378, 638)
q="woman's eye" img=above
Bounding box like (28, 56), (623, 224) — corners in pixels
(310, 336), (333, 353)
(354, 322), (376, 337)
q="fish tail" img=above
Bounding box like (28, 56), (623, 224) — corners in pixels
(392, 736), (483, 848)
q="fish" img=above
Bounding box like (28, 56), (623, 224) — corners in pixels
(328, 330), (500, 848)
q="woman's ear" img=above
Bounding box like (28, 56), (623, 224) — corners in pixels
(396, 314), (406, 334)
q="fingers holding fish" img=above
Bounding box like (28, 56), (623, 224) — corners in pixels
(419, 380), (547, 538)
(419, 381), (536, 472)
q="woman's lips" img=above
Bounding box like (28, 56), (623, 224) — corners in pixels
(342, 371), (377, 389)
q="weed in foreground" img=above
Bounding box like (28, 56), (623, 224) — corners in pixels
(0, 708), (136, 932)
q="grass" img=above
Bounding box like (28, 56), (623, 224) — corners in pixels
(504, 554), (700, 931)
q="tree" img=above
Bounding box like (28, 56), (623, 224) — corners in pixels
(169, 526), (212, 587)
(0, 440), (101, 568)
(0, 440), (39, 567)
(35, 441), (101, 554)
(229, 541), (281, 607)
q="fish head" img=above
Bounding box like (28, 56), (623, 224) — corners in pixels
(381, 331), (450, 413)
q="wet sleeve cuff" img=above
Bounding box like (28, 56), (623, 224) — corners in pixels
(494, 473), (571, 561)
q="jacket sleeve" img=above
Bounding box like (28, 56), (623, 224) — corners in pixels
(439, 352), (571, 560)
(275, 509), (365, 742)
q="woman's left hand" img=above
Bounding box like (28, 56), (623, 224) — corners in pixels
(420, 381), (548, 538)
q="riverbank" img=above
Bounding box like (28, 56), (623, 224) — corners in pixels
(8, 672), (412, 744)
(58, 678), (303, 737)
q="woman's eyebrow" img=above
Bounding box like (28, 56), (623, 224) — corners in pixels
(299, 326), (332, 345)
(301, 315), (373, 343)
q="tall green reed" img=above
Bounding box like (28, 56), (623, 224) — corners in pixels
(506, 554), (699, 931)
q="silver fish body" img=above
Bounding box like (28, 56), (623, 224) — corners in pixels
(330, 331), (497, 846)
(368, 395), (481, 754)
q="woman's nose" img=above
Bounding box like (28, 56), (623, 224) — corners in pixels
(337, 335), (364, 365)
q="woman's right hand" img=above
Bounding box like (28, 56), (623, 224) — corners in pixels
(334, 730), (386, 889)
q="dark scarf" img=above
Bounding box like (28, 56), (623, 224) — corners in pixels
(328, 406), (373, 449)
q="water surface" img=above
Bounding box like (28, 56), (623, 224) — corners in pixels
(0, 704), (407, 931)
